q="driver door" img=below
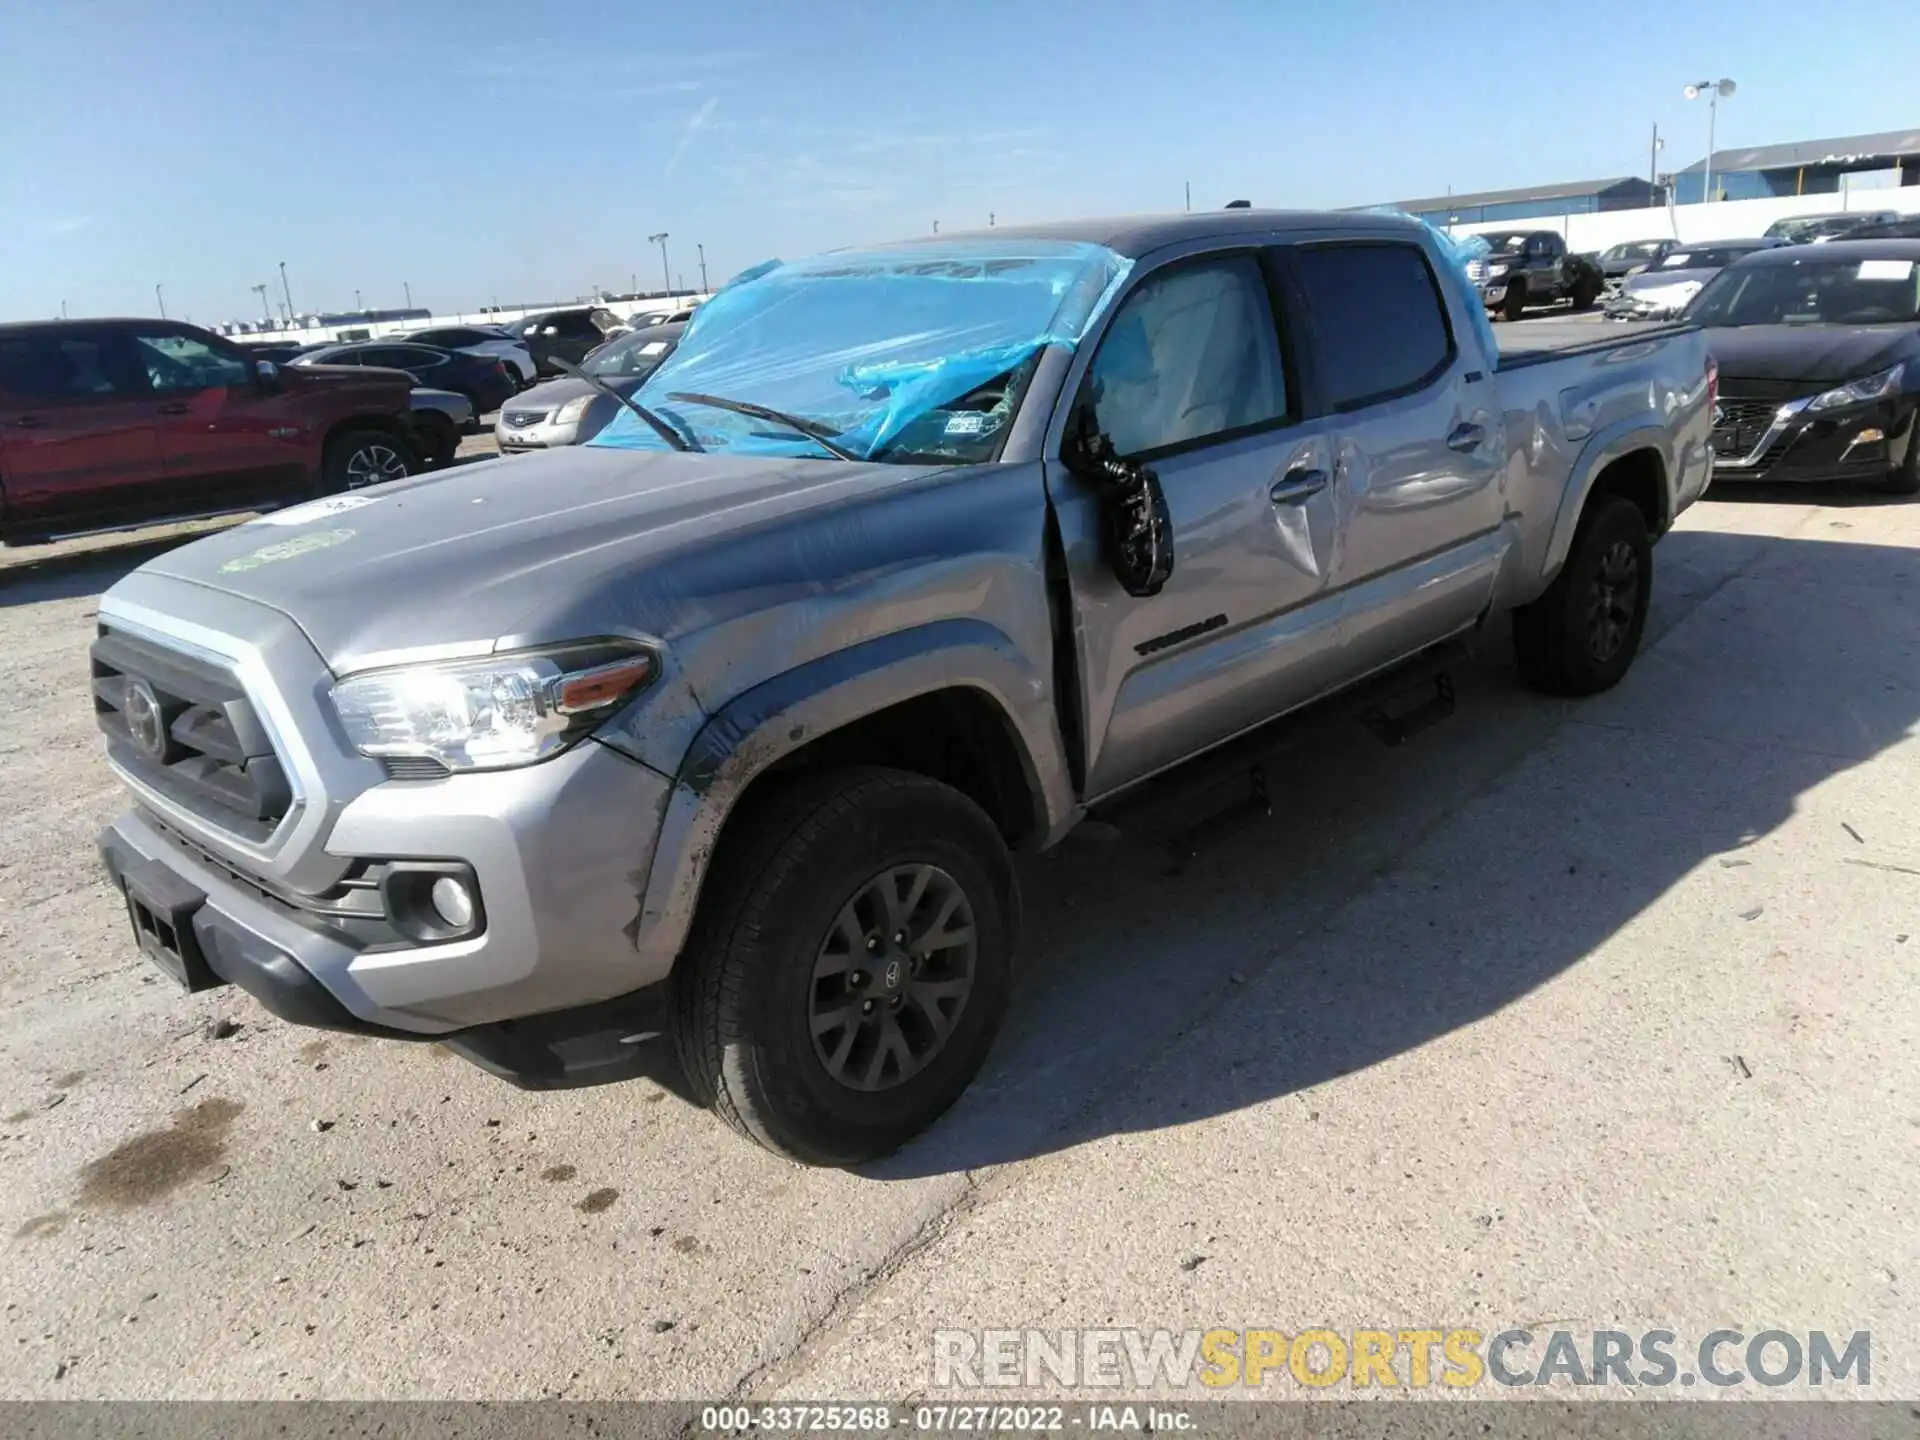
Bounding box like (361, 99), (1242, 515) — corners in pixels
(127, 324), (295, 508)
(1045, 250), (1349, 799)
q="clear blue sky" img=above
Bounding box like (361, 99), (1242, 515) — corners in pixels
(3, 0), (1914, 325)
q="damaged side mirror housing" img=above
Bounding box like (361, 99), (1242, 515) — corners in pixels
(1061, 407), (1174, 598)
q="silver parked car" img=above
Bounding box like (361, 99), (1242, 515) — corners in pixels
(495, 323), (685, 451)
(1603, 239), (1785, 321)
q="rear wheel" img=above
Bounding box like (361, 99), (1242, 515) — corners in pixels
(321, 428), (415, 493)
(1571, 275), (1601, 310)
(1512, 494), (1652, 696)
(673, 767), (1017, 1165)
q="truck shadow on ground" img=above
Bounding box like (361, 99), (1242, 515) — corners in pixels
(854, 524), (1920, 1179)
(0, 532), (220, 609)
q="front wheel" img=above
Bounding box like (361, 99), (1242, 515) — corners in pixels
(321, 428), (416, 493)
(1571, 275), (1601, 311)
(673, 768), (1018, 1165)
(1512, 494), (1652, 696)
(1880, 432), (1920, 496)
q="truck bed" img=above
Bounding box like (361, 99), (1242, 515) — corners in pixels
(1495, 320), (1696, 371)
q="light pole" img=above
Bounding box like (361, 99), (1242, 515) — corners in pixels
(355, 289), (363, 311)
(1649, 123), (1664, 200)
(696, 243), (707, 293)
(251, 283), (270, 322)
(404, 281), (413, 309)
(279, 261), (294, 320)
(1683, 78), (1736, 204)
(155, 283), (166, 319)
(649, 232), (671, 297)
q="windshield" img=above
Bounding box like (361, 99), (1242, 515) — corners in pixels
(1686, 255), (1920, 326)
(1482, 233), (1530, 254)
(583, 331), (679, 379)
(1659, 247), (1751, 271)
(587, 238), (1133, 465)
(1604, 242), (1666, 262)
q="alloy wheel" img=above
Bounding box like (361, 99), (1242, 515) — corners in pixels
(344, 442), (408, 489)
(1586, 538), (1640, 663)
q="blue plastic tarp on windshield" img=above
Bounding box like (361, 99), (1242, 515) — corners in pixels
(589, 238), (1134, 460)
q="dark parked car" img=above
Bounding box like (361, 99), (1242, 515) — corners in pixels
(1848, 216), (1920, 240)
(506, 307), (620, 375)
(495, 323), (686, 452)
(1688, 239), (1920, 493)
(403, 325), (536, 385)
(290, 341), (517, 416)
(1594, 238), (1678, 284)
(1464, 230), (1607, 320)
(0, 318), (416, 544)
(1603, 239), (1785, 321)
(1763, 210), (1899, 245)
(408, 388), (476, 467)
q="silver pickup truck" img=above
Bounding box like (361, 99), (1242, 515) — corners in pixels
(92, 211), (1716, 1164)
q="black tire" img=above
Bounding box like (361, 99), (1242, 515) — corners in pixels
(1512, 494), (1652, 696)
(414, 418), (457, 468)
(1498, 281), (1528, 323)
(321, 427), (416, 493)
(1571, 275), (1601, 311)
(673, 767), (1018, 1166)
(1881, 433), (1920, 496)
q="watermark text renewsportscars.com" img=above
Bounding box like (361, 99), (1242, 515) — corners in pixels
(932, 1328), (1871, 1391)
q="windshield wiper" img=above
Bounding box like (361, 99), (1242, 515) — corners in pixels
(548, 357), (699, 452)
(667, 391), (860, 461)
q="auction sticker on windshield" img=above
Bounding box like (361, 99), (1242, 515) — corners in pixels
(1857, 259), (1914, 281)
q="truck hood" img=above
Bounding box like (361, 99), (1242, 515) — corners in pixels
(1702, 324), (1917, 384)
(134, 445), (931, 672)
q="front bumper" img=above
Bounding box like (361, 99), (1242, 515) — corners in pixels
(495, 415), (583, 452)
(1711, 395), (1917, 484)
(99, 737), (677, 1035)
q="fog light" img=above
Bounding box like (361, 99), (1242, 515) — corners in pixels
(430, 876), (475, 929)
(1855, 428), (1885, 445)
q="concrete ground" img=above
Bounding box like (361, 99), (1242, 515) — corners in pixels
(0, 472), (1914, 1403)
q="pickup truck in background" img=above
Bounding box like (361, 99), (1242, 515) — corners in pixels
(0, 319), (418, 545)
(90, 212), (1716, 1165)
(1466, 230), (1608, 320)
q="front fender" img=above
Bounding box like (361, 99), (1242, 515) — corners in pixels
(630, 618), (1077, 975)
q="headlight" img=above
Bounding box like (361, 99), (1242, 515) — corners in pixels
(552, 394), (597, 426)
(330, 642), (657, 772)
(1808, 362), (1905, 413)
(1487, 263), (1510, 277)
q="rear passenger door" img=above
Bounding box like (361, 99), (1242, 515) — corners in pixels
(0, 327), (169, 536)
(1279, 240), (1505, 676)
(1048, 250), (1351, 798)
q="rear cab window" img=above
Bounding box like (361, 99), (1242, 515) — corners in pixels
(1285, 242), (1457, 411)
(0, 329), (142, 401)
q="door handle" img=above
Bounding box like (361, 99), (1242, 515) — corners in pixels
(11, 415), (46, 429)
(1269, 467), (1328, 504)
(1446, 422), (1485, 453)
(157, 402), (190, 415)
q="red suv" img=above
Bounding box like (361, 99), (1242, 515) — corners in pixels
(0, 318), (419, 546)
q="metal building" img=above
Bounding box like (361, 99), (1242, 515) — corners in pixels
(1671, 127), (1920, 204)
(1374, 177), (1664, 227)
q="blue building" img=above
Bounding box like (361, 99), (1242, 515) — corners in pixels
(1672, 127), (1920, 204)
(1377, 177), (1663, 228)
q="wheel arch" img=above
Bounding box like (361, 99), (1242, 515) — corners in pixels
(632, 619), (1078, 977)
(1541, 425), (1672, 583)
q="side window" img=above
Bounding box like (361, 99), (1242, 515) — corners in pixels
(1289, 243), (1456, 412)
(1081, 256), (1287, 458)
(398, 347), (444, 370)
(0, 333), (137, 399)
(129, 328), (251, 393)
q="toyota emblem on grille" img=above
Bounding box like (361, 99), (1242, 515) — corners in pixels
(123, 679), (168, 761)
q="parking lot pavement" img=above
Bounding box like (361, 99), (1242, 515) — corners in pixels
(1, 488), (1915, 1400)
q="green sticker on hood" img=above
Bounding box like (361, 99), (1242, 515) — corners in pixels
(219, 527), (357, 573)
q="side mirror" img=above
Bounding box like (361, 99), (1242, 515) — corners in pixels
(1061, 409), (1173, 598)
(254, 359), (280, 391)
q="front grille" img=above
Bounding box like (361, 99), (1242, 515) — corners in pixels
(382, 755), (452, 782)
(93, 629), (291, 843)
(502, 410), (547, 429)
(1465, 260), (1487, 282)
(1712, 399), (1785, 459)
